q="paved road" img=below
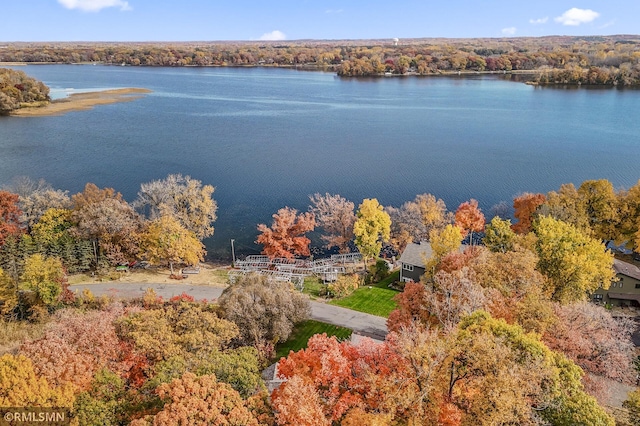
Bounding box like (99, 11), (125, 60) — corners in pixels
(69, 283), (388, 340)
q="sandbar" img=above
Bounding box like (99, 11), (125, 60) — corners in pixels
(11, 87), (152, 117)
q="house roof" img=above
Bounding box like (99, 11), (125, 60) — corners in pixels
(398, 242), (434, 269)
(613, 259), (640, 281)
(607, 293), (640, 303)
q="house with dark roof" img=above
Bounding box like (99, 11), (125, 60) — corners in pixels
(592, 259), (640, 307)
(398, 242), (434, 283)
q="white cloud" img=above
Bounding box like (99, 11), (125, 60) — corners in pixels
(325, 9), (343, 14)
(58, 0), (131, 12)
(554, 8), (599, 26)
(501, 27), (517, 36)
(529, 17), (549, 24)
(259, 30), (286, 41)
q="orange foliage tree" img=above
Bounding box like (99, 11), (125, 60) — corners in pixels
(130, 372), (259, 426)
(0, 190), (23, 246)
(454, 199), (485, 243)
(256, 207), (315, 259)
(274, 333), (415, 424)
(512, 192), (546, 234)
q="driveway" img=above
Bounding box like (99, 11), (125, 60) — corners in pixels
(68, 283), (388, 340)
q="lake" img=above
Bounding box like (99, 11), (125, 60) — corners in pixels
(1, 65), (639, 259)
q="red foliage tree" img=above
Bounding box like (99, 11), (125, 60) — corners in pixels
(275, 334), (405, 423)
(0, 190), (23, 246)
(256, 207), (315, 259)
(512, 193), (546, 234)
(454, 199), (485, 242)
(387, 281), (430, 332)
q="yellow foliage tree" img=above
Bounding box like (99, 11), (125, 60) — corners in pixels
(534, 216), (615, 304)
(0, 267), (17, 316)
(353, 199), (391, 267)
(0, 354), (75, 407)
(19, 254), (65, 307)
(424, 224), (462, 279)
(140, 215), (204, 274)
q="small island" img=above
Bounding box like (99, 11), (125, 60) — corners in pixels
(1, 67), (151, 117)
(11, 87), (152, 117)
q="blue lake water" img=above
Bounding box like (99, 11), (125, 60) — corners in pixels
(1, 65), (639, 259)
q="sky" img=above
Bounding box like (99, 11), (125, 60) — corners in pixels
(2, 0), (639, 42)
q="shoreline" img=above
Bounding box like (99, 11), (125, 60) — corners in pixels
(10, 87), (152, 117)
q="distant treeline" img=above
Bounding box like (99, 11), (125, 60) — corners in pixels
(0, 68), (50, 114)
(2, 35), (640, 85)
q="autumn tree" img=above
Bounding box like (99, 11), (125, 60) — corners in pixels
(130, 373), (259, 426)
(140, 215), (204, 274)
(271, 375), (328, 426)
(534, 215), (615, 303)
(423, 268), (487, 331)
(117, 301), (238, 364)
(71, 183), (143, 266)
(275, 334), (406, 423)
(385, 194), (451, 252)
(0, 267), (17, 316)
(6, 177), (70, 232)
(19, 254), (65, 308)
(623, 389), (640, 426)
(423, 224), (462, 279)
(218, 273), (310, 348)
(448, 311), (614, 426)
(74, 197), (142, 266)
(619, 179), (640, 248)
(72, 368), (131, 426)
(466, 246), (549, 328)
(309, 193), (355, 253)
(327, 274), (359, 299)
(482, 216), (515, 253)
(256, 207), (315, 259)
(454, 199), (484, 243)
(415, 193), (452, 235)
(0, 354), (75, 407)
(353, 198), (391, 267)
(0, 190), (23, 246)
(31, 208), (74, 250)
(469, 246), (543, 298)
(577, 179), (619, 241)
(543, 302), (636, 386)
(118, 301), (263, 398)
(135, 174), (218, 239)
(512, 192), (546, 234)
(539, 183), (591, 234)
(20, 306), (126, 390)
(72, 182), (123, 210)
(387, 281), (430, 332)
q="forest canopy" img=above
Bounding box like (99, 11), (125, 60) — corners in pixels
(0, 68), (50, 114)
(2, 35), (640, 85)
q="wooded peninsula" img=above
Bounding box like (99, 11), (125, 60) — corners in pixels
(2, 35), (640, 85)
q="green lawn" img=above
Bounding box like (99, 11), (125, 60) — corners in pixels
(302, 276), (325, 299)
(274, 320), (352, 360)
(329, 270), (400, 318)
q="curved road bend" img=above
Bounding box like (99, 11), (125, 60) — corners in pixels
(68, 283), (388, 340)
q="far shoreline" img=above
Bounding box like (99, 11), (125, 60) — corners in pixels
(10, 87), (152, 117)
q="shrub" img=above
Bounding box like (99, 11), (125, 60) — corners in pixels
(327, 274), (360, 298)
